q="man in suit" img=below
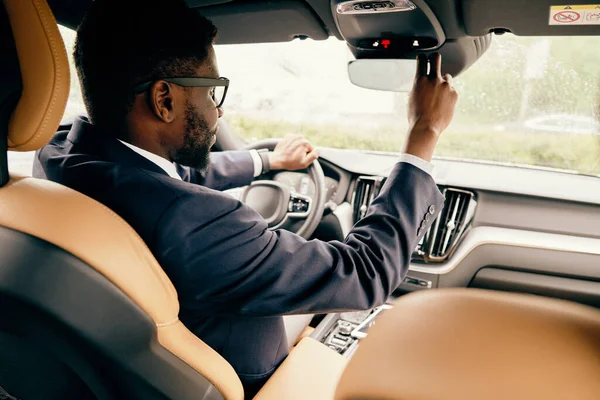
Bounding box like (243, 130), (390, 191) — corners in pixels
(34, 0), (457, 395)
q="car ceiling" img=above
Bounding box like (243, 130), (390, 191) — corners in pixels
(49, 0), (600, 39)
(47, 0), (600, 77)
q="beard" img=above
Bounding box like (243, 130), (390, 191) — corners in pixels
(172, 101), (217, 171)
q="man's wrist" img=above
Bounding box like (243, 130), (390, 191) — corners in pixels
(267, 152), (283, 171)
(403, 125), (439, 162)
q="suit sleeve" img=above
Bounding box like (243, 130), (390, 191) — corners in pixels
(175, 150), (255, 191)
(32, 150), (48, 179)
(155, 162), (444, 316)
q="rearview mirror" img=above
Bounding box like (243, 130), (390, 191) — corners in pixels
(348, 59), (417, 92)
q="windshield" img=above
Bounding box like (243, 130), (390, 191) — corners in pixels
(52, 28), (600, 176)
(216, 35), (600, 175)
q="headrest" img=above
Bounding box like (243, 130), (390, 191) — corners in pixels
(2, 0), (69, 152)
(336, 288), (600, 400)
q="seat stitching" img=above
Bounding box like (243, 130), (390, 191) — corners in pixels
(28, 0), (66, 148)
(156, 317), (179, 327)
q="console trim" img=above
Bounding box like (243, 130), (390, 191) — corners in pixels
(409, 226), (600, 275)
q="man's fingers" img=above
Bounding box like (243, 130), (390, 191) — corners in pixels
(416, 53), (428, 79)
(304, 148), (319, 165)
(299, 139), (313, 152)
(428, 53), (442, 79)
(443, 73), (453, 85)
(285, 136), (312, 153)
(287, 134), (307, 146)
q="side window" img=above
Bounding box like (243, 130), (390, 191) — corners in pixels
(59, 25), (87, 119)
(7, 25), (85, 176)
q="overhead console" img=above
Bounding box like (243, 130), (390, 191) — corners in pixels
(330, 0), (492, 77)
(331, 0), (445, 56)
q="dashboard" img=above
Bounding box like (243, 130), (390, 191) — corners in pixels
(280, 147), (600, 309)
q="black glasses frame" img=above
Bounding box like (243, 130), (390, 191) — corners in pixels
(133, 77), (230, 108)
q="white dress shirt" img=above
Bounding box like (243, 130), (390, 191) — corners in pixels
(118, 140), (434, 180)
(118, 140), (183, 180)
(399, 153), (434, 177)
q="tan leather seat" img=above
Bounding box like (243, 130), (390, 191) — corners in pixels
(335, 288), (600, 400)
(0, 0), (243, 398)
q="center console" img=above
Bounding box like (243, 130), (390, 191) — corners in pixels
(310, 304), (393, 358)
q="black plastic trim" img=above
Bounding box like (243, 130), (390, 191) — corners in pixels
(319, 158), (350, 206)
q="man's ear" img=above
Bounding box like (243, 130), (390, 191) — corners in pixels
(149, 81), (177, 123)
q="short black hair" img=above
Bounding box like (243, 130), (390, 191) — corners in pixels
(74, 0), (218, 131)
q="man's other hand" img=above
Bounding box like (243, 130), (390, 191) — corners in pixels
(404, 53), (458, 162)
(269, 134), (319, 171)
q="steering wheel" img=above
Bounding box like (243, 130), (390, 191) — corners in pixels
(240, 138), (326, 239)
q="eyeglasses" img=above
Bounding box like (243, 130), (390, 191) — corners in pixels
(133, 77), (230, 108)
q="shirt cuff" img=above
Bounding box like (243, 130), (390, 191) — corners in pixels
(399, 153), (435, 177)
(249, 149), (263, 177)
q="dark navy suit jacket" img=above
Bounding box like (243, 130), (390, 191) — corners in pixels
(34, 116), (444, 395)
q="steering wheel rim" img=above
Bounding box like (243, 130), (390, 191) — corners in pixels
(243, 138), (326, 239)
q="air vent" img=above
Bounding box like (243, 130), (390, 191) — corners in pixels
(352, 176), (385, 222)
(424, 188), (477, 262)
(351, 180), (476, 263)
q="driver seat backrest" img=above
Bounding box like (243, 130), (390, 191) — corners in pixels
(0, 1), (243, 399)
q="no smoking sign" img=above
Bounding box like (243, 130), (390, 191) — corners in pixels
(553, 10), (581, 22)
(550, 4), (600, 25)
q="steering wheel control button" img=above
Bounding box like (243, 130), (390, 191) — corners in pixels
(288, 192), (311, 216)
(290, 200), (309, 213)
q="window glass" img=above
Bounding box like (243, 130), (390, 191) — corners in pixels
(217, 35), (600, 175)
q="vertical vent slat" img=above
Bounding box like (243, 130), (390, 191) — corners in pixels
(426, 189), (476, 261)
(353, 177), (384, 223)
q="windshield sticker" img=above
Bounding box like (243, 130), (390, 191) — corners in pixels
(550, 5), (600, 25)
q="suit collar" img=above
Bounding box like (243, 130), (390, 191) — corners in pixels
(66, 116), (170, 177)
(117, 139), (182, 180)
